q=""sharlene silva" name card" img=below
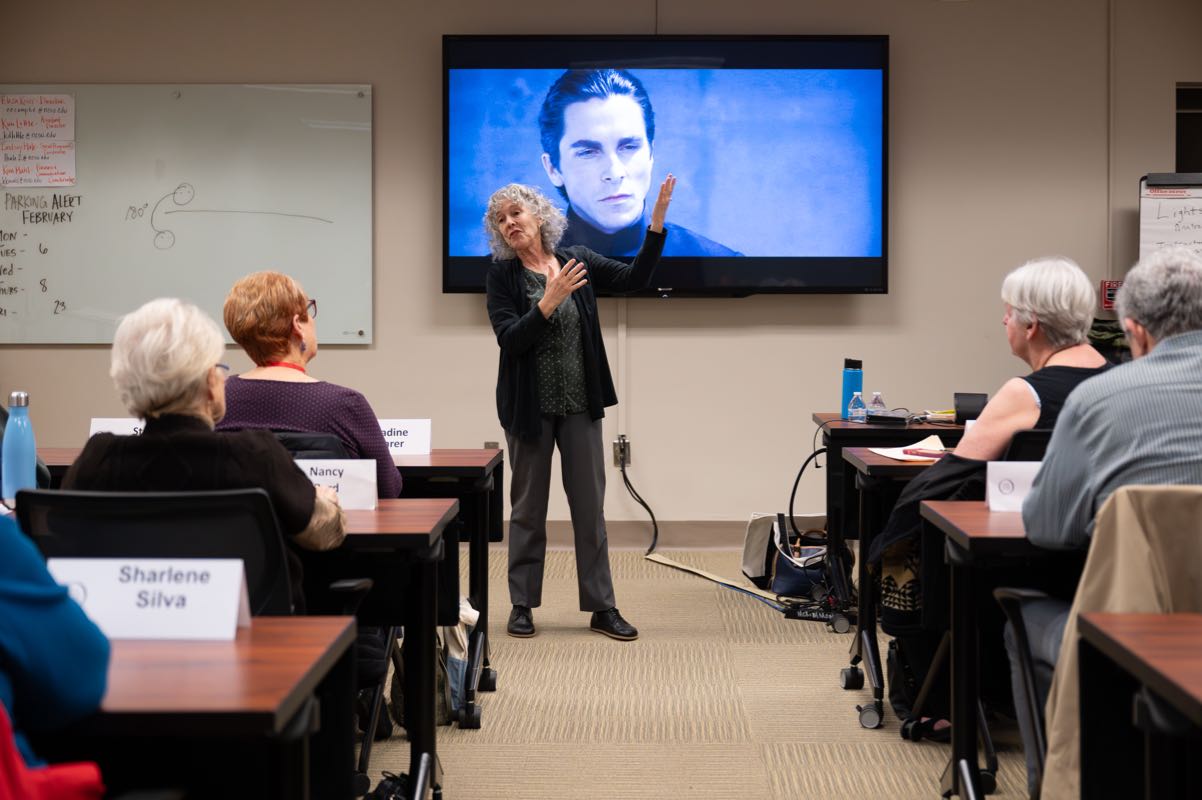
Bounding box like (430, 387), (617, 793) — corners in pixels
(46, 558), (250, 640)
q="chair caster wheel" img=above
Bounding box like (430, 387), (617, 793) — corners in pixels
(479, 667), (497, 692)
(857, 703), (883, 729)
(810, 583), (828, 602)
(352, 771), (371, 797)
(981, 770), (997, 795)
(457, 703), (482, 729)
(828, 612), (852, 634)
(840, 666), (864, 690)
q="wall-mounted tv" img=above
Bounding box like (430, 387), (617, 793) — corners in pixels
(444, 35), (888, 296)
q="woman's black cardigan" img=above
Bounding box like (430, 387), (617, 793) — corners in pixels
(485, 229), (666, 441)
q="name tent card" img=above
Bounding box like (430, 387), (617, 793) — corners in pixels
(378, 419), (431, 459)
(46, 558), (250, 641)
(295, 459), (377, 509)
(89, 417), (144, 436)
(986, 461), (1042, 512)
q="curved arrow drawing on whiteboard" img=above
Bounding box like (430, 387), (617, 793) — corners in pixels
(149, 182), (332, 250)
(149, 183), (195, 250)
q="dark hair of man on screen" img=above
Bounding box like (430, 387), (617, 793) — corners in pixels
(537, 68), (656, 186)
(535, 68), (741, 259)
(537, 69), (659, 241)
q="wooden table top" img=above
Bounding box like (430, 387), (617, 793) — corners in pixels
(392, 448), (503, 475)
(919, 500), (1035, 556)
(91, 616), (355, 737)
(343, 497), (459, 548)
(42, 446), (503, 475)
(843, 446), (941, 478)
(39, 446), (79, 468)
(1080, 612), (1202, 728)
(813, 411), (964, 436)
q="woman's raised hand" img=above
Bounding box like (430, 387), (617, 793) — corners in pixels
(538, 258), (588, 318)
(649, 173), (676, 233)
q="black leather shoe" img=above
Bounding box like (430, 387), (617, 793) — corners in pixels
(507, 605), (536, 638)
(590, 607), (638, 641)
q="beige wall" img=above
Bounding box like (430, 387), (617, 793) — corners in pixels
(1, 0), (1197, 522)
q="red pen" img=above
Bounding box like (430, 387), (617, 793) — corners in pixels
(903, 448), (946, 458)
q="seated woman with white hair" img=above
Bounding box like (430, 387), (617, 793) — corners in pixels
(865, 256), (1109, 734)
(62, 298), (345, 608)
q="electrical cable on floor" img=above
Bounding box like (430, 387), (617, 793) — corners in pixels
(617, 447), (659, 555)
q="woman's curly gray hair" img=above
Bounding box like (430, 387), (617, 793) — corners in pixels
(483, 184), (567, 261)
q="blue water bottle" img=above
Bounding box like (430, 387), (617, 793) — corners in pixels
(840, 359), (863, 420)
(2, 391), (36, 505)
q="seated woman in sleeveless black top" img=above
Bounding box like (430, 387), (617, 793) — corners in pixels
(868, 257), (1109, 731)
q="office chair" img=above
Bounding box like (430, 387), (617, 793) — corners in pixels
(16, 488), (295, 615)
(993, 586), (1051, 798)
(1000, 428), (1053, 462)
(272, 429), (350, 461)
(270, 429), (398, 792)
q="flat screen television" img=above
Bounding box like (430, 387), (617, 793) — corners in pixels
(444, 35), (888, 296)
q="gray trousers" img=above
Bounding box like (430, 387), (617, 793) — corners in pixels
(506, 413), (616, 612)
(1003, 597), (1071, 796)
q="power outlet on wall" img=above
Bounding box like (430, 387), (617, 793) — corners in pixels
(612, 436), (631, 468)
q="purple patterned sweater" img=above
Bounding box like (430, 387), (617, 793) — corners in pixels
(218, 376), (403, 498)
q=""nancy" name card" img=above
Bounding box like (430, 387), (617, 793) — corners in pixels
(295, 459), (378, 510)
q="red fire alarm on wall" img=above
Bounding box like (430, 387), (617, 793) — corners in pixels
(1101, 280), (1123, 311)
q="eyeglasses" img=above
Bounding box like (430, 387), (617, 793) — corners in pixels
(215, 363), (230, 376)
(306, 298), (317, 319)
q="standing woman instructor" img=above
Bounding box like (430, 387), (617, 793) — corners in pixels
(485, 174), (676, 641)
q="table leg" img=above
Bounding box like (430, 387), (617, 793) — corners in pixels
(943, 540), (982, 798)
(309, 639), (356, 800)
(460, 485), (493, 726)
(847, 473), (885, 729)
(404, 540), (443, 800)
(1079, 637), (1141, 799)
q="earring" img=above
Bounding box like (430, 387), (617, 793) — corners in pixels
(300, 339), (307, 354)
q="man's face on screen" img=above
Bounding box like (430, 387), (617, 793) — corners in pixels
(543, 95), (653, 235)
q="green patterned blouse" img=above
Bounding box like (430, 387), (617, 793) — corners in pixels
(523, 269), (588, 416)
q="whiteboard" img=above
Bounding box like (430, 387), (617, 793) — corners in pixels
(1139, 174), (1202, 261)
(0, 84), (372, 344)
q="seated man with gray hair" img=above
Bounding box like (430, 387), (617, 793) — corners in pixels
(1010, 245), (1202, 796)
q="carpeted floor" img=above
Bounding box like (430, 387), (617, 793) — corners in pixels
(370, 548), (1028, 798)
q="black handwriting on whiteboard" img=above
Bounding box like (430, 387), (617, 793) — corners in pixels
(146, 182), (331, 250)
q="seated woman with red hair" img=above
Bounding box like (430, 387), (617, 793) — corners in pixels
(218, 271), (402, 498)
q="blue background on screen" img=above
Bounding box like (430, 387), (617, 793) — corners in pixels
(448, 68), (882, 258)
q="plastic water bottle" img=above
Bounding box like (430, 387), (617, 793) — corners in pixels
(868, 391), (888, 413)
(847, 391), (867, 424)
(2, 391), (36, 505)
(840, 358), (863, 420)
